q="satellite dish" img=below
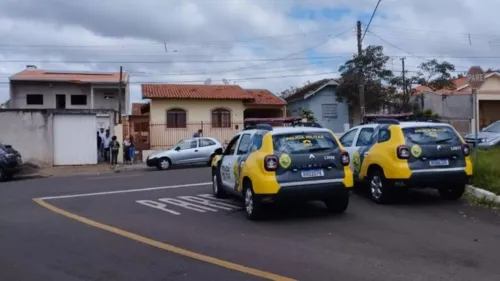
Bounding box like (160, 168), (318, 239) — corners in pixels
(204, 78), (212, 85)
(222, 79), (229, 85)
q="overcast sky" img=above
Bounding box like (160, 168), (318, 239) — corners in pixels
(0, 0), (499, 104)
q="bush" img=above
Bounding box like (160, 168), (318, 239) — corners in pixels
(471, 148), (500, 195)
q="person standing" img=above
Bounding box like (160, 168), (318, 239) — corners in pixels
(123, 136), (131, 164)
(193, 129), (202, 138)
(110, 136), (120, 165)
(97, 131), (102, 160)
(103, 129), (111, 162)
(128, 136), (136, 164)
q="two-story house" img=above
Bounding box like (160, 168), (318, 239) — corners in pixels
(8, 66), (130, 130)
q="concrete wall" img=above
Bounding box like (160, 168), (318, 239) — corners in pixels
(9, 81), (127, 114)
(287, 86), (350, 133)
(0, 110), (53, 167)
(414, 92), (473, 119)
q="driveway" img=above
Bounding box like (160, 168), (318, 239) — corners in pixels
(1, 167), (500, 281)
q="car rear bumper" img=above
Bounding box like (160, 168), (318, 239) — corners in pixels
(146, 158), (158, 167)
(256, 179), (349, 202)
(390, 168), (471, 188)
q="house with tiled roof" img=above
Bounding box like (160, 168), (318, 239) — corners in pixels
(141, 83), (286, 148)
(414, 70), (500, 133)
(284, 79), (349, 133)
(9, 65), (130, 130)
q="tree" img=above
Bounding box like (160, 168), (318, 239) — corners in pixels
(336, 45), (394, 112)
(415, 59), (457, 111)
(387, 75), (421, 113)
(300, 108), (316, 122)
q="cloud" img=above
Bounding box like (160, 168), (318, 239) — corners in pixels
(0, 0), (499, 104)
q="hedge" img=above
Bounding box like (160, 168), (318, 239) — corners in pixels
(471, 148), (500, 195)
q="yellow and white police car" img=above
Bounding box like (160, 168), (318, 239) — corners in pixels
(339, 119), (473, 204)
(211, 124), (354, 220)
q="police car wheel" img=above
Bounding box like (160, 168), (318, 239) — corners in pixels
(324, 191), (349, 214)
(244, 185), (263, 220)
(438, 185), (465, 200)
(369, 170), (394, 204)
(212, 172), (227, 198)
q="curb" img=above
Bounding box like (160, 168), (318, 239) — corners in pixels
(466, 185), (500, 203)
(114, 164), (149, 173)
(16, 173), (45, 180)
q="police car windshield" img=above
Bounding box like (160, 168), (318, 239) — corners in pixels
(273, 132), (338, 154)
(403, 126), (460, 145)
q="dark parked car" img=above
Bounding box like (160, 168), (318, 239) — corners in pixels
(0, 144), (23, 181)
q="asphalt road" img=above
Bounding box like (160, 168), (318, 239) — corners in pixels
(1, 167), (500, 281)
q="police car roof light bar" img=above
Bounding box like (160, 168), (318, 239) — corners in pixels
(374, 118), (400, 125)
(255, 124), (273, 131)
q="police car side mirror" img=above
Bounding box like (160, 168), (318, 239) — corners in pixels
(174, 146), (181, 151)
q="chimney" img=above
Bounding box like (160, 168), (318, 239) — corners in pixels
(26, 65), (37, 70)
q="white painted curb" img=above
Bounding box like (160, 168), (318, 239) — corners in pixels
(466, 185), (500, 203)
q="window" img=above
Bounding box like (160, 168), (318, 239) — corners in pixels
(70, 95), (87, 105)
(134, 121), (148, 132)
(322, 104), (337, 119)
(249, 133), (264, 152)
(177, 139), (197, 150)
(166, 108), (187, 128)
(356, 128), (374, 146)
(273, 132), (338, 154)
(339, 129), (358, 147)
(212, 108), (231, 128)
(26, 94), (43, 105)
(402, 126), (460, 145)
(199, 138), (216, 147)
(224, 136), (240, 155)
(378, 129), (391, 143)
(237, 134), (252, 155)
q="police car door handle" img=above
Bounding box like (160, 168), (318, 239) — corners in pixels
(194, 150), (198, 152)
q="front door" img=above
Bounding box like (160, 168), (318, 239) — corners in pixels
(172, 139), (198, 164)
(220, 135), (240, 189)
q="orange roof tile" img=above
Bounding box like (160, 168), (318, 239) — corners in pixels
(245, 89), (286, 105)
(414, 73), (497, 95)
(10, 69), (127, 83)
(142, 84), (254, 100)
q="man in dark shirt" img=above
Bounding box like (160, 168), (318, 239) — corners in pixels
(193, 129), (202, 138)
(97, 131), (102, 161)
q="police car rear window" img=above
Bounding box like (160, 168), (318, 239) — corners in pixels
(402, 126), (460, 145)
(272, 132), (338, 154)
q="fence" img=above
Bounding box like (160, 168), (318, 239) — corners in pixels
(441, 119), (471, 135)
(150, 121), (245, 150)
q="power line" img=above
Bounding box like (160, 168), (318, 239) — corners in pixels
(361, 0), (382, 42)
(366, 30), (431, 61)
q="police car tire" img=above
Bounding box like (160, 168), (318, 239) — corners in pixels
(244, 185), (263, 221)
(325, 191), (349, 213)
(438, 185), (465, 200)
(212, 171), (228, 198)
(369, 169), (394, 204)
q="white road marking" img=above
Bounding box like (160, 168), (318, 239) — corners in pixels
(37, 182), (212, 200)
(158, 198), (217, 212)
(177, 196), (236, 210)
(86, 173), (144, 180)
(136, 200), (181, 215)
(197, 194), (242, 208)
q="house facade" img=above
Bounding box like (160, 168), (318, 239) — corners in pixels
(285, 79), (349, 134)
(415, 71), (500, 134)
(142, 84), (286, 149)
(8, 66), (130, 130)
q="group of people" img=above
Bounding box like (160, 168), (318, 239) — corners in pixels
(97, 128), (136, 165)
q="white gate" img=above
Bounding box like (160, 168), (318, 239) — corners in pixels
(53, 114), (97, 165)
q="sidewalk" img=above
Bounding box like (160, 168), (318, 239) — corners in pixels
(17, 163), (117, 179)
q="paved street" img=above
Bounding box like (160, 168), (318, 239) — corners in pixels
(1, 167), (500, 281)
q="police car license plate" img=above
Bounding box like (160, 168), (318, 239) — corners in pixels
(429, 159), (449, 166)
(301, 169), (324, 178)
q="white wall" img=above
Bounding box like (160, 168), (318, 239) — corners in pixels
(0, 110), (53, 166)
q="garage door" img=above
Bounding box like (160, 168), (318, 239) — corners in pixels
(53, 114), (97, 165)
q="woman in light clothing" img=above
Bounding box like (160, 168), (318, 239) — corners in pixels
(123, 136), (131, 164)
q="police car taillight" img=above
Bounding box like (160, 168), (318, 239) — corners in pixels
(340, 151), (350, 166)
(462, 144), (471, 156)
(264, 155), (279, 171)
(397, 145), (410, 159)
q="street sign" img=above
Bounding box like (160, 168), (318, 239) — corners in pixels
(467, 66), (485, 90)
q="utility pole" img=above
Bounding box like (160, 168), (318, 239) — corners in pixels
(118, 66), (123, 124)
(356, 21), (365, 121)
(400, 57), (406, 96)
